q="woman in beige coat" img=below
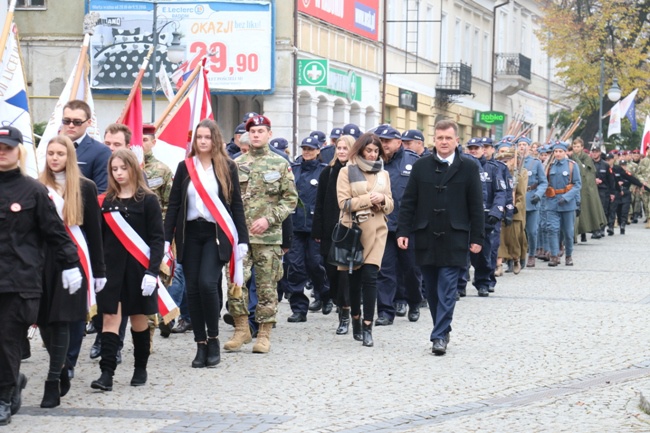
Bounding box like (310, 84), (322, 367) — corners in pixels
(336, 133), (394, 347)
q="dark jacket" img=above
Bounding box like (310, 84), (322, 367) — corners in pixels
(384, 147), (419, 231)
(164, 159), (249, 263)
(291, 159), (327, 233)
(311, 159), (345, 256)
(396, 149), (485, 267)
(75, 134), (112, 193)
(0, 168), (79, 294)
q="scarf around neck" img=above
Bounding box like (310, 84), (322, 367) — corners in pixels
(354, 156), (383, 174)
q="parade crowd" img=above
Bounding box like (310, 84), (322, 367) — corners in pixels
(2, 103), (649, 426)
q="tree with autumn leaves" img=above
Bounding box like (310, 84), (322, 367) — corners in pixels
(537, 0), (650, 145)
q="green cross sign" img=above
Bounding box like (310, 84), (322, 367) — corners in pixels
(298, 59), (328, 86)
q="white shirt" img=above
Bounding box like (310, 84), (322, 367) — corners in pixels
(436, 151), (455, 165)
(186, 157), (218, 223)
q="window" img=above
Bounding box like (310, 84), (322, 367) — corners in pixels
(454, 19), (461, 62)
(16, 0), (46, 8)
(483, 32), (490, 80)
(464, 23), (471, 63)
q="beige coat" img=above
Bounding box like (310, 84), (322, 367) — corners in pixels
(336, 166), (394, 268)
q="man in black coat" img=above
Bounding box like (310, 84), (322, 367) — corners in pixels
(397, 120), (484, 356)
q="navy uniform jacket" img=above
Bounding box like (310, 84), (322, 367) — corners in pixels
(75, 134), (111, 193)
(476, 156), (506, 222)
(319, 145), (336, 164)
(462, 154), (487, 205)
(384, 147), (419, 231)
(545, 157), (582, 212)
(291, 159), (327, 233)
(523, 155), (548, 210)
(491, 159), (514, 221)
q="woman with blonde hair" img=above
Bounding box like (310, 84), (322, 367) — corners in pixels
(37, 135), (105, 407)
(336, 133), (394, 347)
(312, 135), (355, 334)
(165, 119), (248, 367)
(91, 149), (163, 391)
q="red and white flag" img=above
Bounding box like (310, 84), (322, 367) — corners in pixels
(641, 115), (650, 156)
(121, 86), (144, 164)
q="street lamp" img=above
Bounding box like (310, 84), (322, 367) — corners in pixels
(596, 57), (621, 146)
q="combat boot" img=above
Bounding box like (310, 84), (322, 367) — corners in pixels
(252, 323), (273, 353)
(0, 386), (14, 425)
(548, 256), (559, 267)
(223, 315), (252, 351)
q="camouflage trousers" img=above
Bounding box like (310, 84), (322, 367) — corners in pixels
(227, 244), (283, 323)
(630, 188), (643, 219)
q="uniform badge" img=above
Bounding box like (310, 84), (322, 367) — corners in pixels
(498, 206), (504, 212)
(310, 179), (318, 186)
(10, 203), (21, 212)
(405, 164), (413, 170)
(562, 171), (568, 176)
(499, 180), (506, 189)
(528, 170), (532, 176)
(263, 171), (282, 182)
(148, 177), (163, 188)
(480, 172), (488, 182)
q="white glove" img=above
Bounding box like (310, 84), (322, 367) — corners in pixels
(62, 267), (83, 295)
(141, 274), (157, 297)
(237, 243), (248, 259)
(94, 277), (107, 294)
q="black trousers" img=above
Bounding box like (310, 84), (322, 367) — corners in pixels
(0, 293), (40, 388)
(349, 264), (379, 321)
(616, 189), (631, 227)
(183, 221), (225, 342)
(324, 262), (349, 307)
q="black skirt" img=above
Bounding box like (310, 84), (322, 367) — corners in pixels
(37, 248), (87, 325)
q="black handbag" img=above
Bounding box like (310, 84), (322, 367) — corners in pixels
(328, 200), (364, 274)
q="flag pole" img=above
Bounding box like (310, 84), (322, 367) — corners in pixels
(154, 60), (203, 130)
(116, 46), (154, 124)
(70, 13), (99, 101)
(0, 0), (17, 63)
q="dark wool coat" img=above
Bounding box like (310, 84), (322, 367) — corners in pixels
(311, 159), (345, 256)
(100, 192), (163, 316)
(164, 159), (249, 263)
(396, 149), (485, 267)
(38, 178), (106, 325)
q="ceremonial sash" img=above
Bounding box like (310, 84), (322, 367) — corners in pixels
(185, 157), (243, 286)
(47, 187), (96, 314)
(99, 195), (179, 323)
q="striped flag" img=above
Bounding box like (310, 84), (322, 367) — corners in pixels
(641, 115), (650, 156)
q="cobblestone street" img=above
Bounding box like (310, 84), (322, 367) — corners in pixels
(11, 223), (650, 432)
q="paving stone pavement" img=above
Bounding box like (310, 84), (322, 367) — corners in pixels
(9, 223), (650, 432)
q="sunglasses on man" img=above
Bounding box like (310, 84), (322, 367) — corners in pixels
(62, 118), (88, 127)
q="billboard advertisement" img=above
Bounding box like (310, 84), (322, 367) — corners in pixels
(88, 0), (274, 92)
(297, 0), (379, 41)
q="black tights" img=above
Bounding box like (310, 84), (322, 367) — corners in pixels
(40, 322), (69, 381)
(349, 264), (378, 322)
(324, 262), (350, 307)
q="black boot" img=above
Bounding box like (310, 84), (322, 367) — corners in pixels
(206, 338), (221, 367)
(0, 386), (13, 426)
(91, 332), (119, 391)
(10, 373), (26, 415)
(362, 322), (374, 347)
(352, 316), (362, 341)
(59, 367), (70, 397)
(192, 342), (208, 368)
(40, 380), (60, 408)
(336, 308), (350, 335)
(130, 329), (150, 386)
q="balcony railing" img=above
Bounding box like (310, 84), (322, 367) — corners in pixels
(436, 62), (472, 95)
(495, 53), (531, 80)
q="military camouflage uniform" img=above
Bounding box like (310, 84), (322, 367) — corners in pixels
(627, 160), (643, 221)
(229, 145), (298, 323)
(144, 152), (173, 217)
(636, 157), (650, 223)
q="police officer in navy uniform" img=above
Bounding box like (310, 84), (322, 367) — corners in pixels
(374, 126), (422, 324)
(590, 144), (616, 238)
(318, 128), (342, 164)
(516, 137), (548, 268)
(226, 123), (247, 159)
(465, 137), (506, 296)
(342, 123), (362, 140)
(401, 129), (431, 157)
(285, 137), (330, 322)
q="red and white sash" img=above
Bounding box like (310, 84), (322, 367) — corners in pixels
(185, 157), (243, 286)
(47, 187), (96, 313)
(99, 195), (179, 323)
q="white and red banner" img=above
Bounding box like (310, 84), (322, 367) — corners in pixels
(641, 115), (650, 156)
(121, 86), (144, 164)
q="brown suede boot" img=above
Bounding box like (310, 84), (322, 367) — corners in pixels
(252, 323), (273, 353)
(223, 315), (252, 351)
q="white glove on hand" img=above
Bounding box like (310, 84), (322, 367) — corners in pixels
(94, 277), (107, 294)
(237, 243), (249, 259)
(62, 267), (83, 295)
(141, 274), (157, 297)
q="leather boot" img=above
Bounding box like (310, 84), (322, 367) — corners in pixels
(352, 316), (362, 341)
(10, 373), (26, 415)
(252, 323), (273, 353)
(40, 380), (60, 408)
(59, 367), (70, 397)
(206, 338), (221, 367)
(548, 256), (559, 267)
(526, 256), (536, 268)
(191, 343), (207, 368)
(336, 308), (350, 335)
(130, 329), (150, 386)
(223, 315), (252, 351)
(91, 332), (119, 391)
(0, 386), (14, 426)
(362, 322), (374, 347)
